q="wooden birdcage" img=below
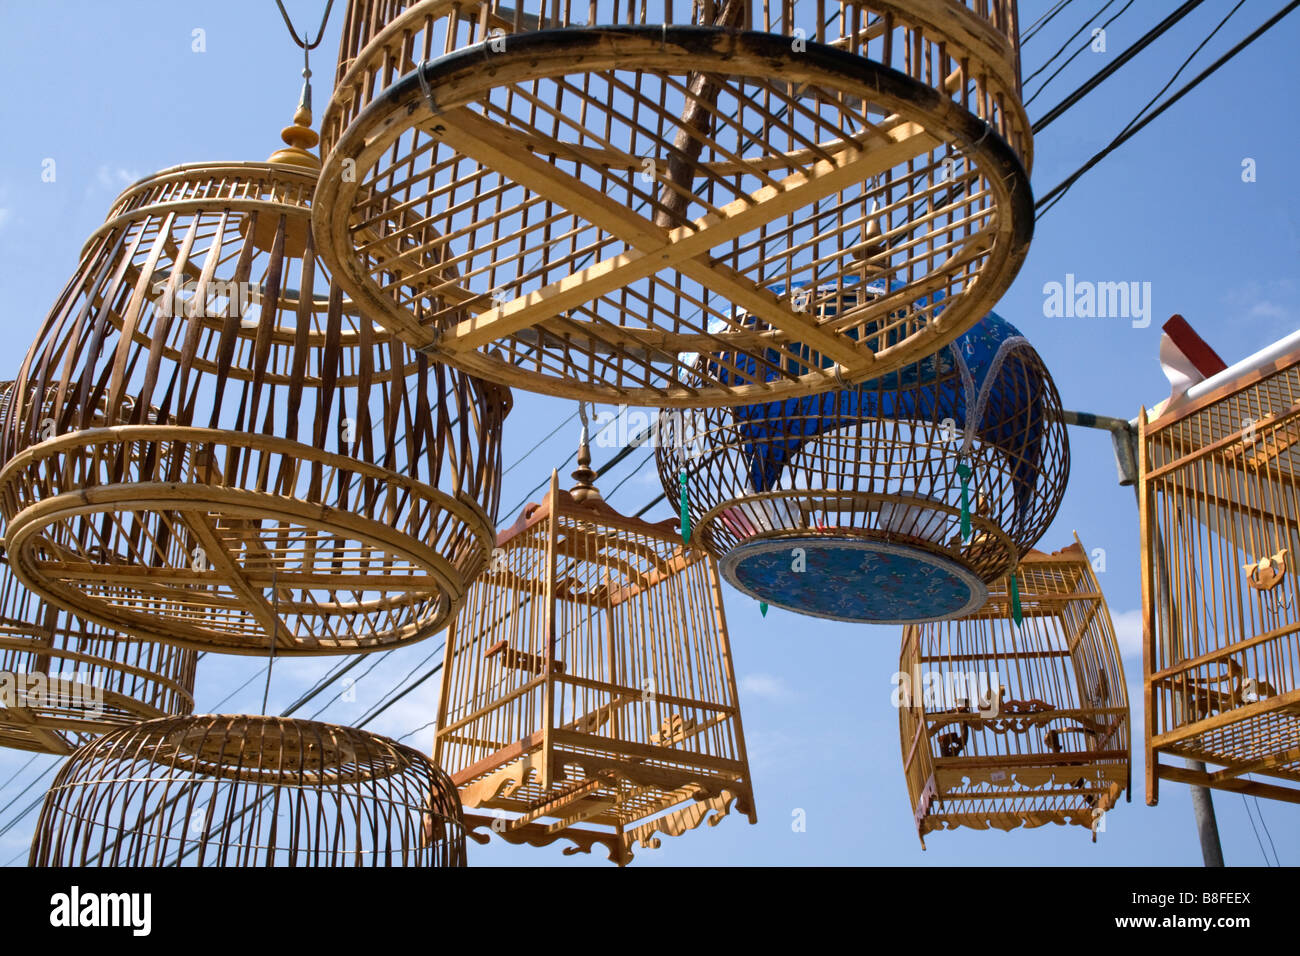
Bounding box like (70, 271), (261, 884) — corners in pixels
(657, 307), (1068, 623)
(0, 111), (510, 656)
(1140, 346), (1300, 804)
(0, 382), (197, 755)
(899, 538), (1129, 846)
(432, 441), (756, 864)
(28, 714), (466, 866)
(314, 0), (1034, 407)
(0, 546), (197, 755)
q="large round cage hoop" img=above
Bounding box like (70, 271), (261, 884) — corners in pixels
(316, 24), (1033, 407)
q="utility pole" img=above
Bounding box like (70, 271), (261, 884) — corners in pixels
(1062, 409), (1225, 867)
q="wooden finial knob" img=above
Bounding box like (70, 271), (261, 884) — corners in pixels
(855, 216), (886, 264)
(268, 88), (321, 169)
(569, 427), (602, 503)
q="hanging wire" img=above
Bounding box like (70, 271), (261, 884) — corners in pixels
(272, 0), (335, 50)
(1022, 0), (1117, 89)
(1022, 0), (1075, 44)
(1113, 0), (1246, 141)
(502, 410), (579, 477)
(1037, 0), (1300, 218)
(272, 0), (337, 106)
(260, 569), (280, 714)
(577, 401), (590, 443)
(1024, 0), (1135, 107)
(1245, 775), (1282, 865)
(1240, 794), (1270, 865)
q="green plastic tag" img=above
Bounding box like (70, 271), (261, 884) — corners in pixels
(956, 461), (972, 544)
(1010, 571), (1023, 627)
(678, 469), (690, 545)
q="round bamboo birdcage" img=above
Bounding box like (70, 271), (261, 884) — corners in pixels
(0, 382), (197, 755)
(434, 440), (756, 864)
(0, 113), (511, 656)
(314, 0), (1034, 407)
(656, 304), (1068, 623)
(28, 714), (466, 866)
(898, 538), (1130, 846)
(0, 546), (197, 755)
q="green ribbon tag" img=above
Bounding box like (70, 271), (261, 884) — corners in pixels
(956, 461), (972, 544)
(1010, 571), (1023, 627)
(759, 602), (769, 618)
(679, 469), (690, 546)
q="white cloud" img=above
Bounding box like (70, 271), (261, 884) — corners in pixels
(1216, 279), (1297, 336)
(1112, 608), (1144, 659)
(0, 208), (9, 230)
(739, 673), (791, 699)
(95, 165), (139, 190)
(1249, 301), (1287, 320)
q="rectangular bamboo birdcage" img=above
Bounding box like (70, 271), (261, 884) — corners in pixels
(1140, 346), (1300, 804)
(433, 470), (756, 864)
(899, 537), (1129, 845)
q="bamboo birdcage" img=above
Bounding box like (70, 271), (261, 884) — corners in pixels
(1140, 346), (1300, 805)
(0, 546), (197, 755)
(313, 0), (1034, 407)
(432, 442), (756, 864)
(0, 382), (197, 755)
(899, 538), (1129, 846)
(657, 306), (1068, 623)
(0, 110), (510, 656)
(28, 715), (466, 866)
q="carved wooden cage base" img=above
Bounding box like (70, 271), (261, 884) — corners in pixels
(900, 537), (1130, 845)
(458, 745), (755, 865)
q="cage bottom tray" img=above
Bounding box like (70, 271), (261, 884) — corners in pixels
(719, 536), (988, 624)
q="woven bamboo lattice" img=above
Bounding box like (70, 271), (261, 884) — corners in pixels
(656, 307), (1067, 623)
(0, 115), (511, 656)
(899, 538), (1129, 845)
(314, 0), (1034, 406)
(28, 714), (466, 866)
(1140, 346), (1300, 805)
(433, 443), (756, 864)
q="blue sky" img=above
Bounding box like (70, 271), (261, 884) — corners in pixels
(0, 1), (1296, 866)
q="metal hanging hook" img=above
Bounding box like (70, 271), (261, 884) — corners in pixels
(273, 0), (336, 107)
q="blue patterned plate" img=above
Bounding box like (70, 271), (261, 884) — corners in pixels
(720, 536), (988, 624)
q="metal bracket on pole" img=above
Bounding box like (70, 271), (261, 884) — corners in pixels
(1061, 410), (1138, 486)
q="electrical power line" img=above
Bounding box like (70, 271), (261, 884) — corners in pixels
(1022, 0), (1075, 45)
(1240, 793), (1270, 866)
(1113, 0), (1246, 142)
(1036, 0), (1300, 218)
(1023, 0), (1117, 89)
(1024, 0), (1136, 108)
(502, 410), (579, 476)
(1032, 0), (1207, 133)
